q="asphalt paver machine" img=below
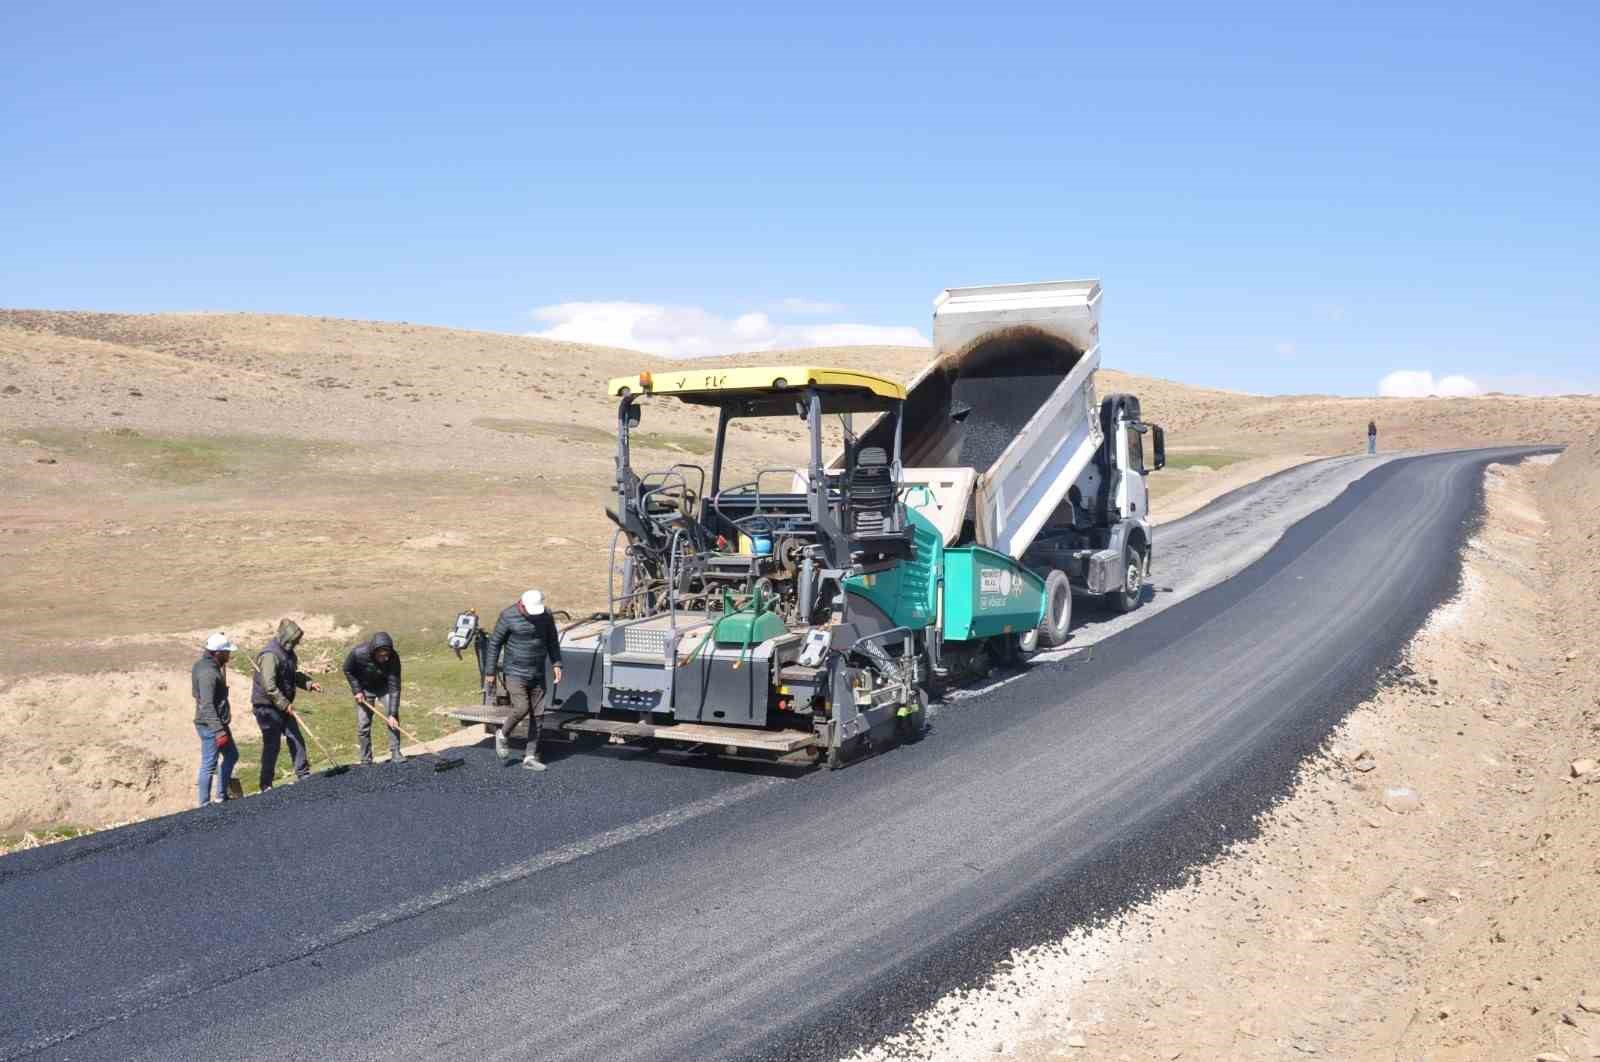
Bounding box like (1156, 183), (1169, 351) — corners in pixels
(452, 280), (1164, 768)
(549, 280), (1164, 766)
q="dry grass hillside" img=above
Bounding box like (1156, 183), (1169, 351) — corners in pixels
(2, 309), (1598, 834)
(4, 308), (1598, 671)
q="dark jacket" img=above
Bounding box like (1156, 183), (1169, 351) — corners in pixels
(192, 651), (232, 730)
(252, 619), (311, 713)
(485, 604), (562, 683)
(344, 631), (401, 711)
(1368, 420), (1377, 436)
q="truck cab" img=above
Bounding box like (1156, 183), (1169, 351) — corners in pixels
(1024, 391), (1165, 624)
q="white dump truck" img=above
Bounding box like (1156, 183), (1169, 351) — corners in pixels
(852, 278), (1165, 658)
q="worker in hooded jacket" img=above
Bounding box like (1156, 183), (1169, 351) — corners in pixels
(344, 631), (404, 765)
(485, 589), (563, 771)
(251, 619), (322, 789)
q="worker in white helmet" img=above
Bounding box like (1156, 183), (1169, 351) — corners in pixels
(193, 632), (239, 806)
(484, 589), (563, 771)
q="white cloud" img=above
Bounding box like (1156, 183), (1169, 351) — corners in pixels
(1472, 373), (1599, 396)
(1377, 370), (1482, 398)
(1274, 342), (1297, 357)
(530, 300), (929, 358)
(777, 297), (845, 315)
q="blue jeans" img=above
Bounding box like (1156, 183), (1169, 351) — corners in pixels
(1368, 436), (1376, 455)
(196, 723), (238, 807)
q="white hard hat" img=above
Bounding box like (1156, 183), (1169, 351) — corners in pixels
(205, 633), (238, 652)
(520, 589), (546, 615)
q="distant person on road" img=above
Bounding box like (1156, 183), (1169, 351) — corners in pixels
(485, 589), (563, 772)
(344, 631), (404, 765)
(193, 632), (239, 806)
(1368, 419), (1378, 455)
(250, 619), (322, 789)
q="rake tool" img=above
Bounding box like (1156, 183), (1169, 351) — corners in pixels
(287, 707), (352, 778)
(237, 648), (350, 778)
(359, 694), (466, 773)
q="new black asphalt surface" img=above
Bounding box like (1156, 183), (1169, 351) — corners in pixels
(0, 447), (1549, 1061)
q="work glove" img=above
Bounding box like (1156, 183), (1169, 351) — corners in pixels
(214, 730), (231, 750)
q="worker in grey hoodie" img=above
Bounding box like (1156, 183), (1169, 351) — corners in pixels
(193, 632), (239, 806)
(344, 631), (404, 764)
(250, 619), (322, 789)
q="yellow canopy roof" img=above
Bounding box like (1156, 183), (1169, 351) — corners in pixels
(607, 366), (906, 403)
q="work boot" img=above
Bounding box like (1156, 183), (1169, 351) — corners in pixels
(494, 729), (511, 762)
(521, 756), (546, 772)
(389, 751), (406, 764)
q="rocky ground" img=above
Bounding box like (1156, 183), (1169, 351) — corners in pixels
(854, 438), (1600, 1061)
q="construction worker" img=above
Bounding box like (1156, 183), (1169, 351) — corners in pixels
(485, 589), (563, 772)
(1368, 419), (1378, 455)
(344, 631), (404, 765)
(250, 619), (322, 789)
(193, 632), (238, 806)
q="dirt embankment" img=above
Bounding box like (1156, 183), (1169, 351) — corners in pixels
(858, 444), (1600, 1061)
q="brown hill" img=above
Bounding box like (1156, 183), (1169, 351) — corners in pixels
(4, 308), (1597, 672)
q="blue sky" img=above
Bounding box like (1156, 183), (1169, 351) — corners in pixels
(3, 1), (1596, 394)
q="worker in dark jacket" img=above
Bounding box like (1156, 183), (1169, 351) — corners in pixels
(1368, 419), (1378, 455)
(193, 632), (239, 806)
(250, 618), (322, 789)
(484, 589), (563, 771)
(344, 631), (404, 764)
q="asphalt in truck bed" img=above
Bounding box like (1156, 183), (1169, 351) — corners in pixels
(0, 446), (1550, 1061)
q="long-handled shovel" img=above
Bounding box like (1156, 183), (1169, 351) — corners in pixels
(238, 648), (351, 779)
(359, 694), (465, 773)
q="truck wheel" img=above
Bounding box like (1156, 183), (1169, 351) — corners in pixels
(1106, 543), (1146, 613)
(1039, 570), (1073, 647)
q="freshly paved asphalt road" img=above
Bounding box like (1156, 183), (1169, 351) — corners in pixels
(0, 447), (1549, 1061)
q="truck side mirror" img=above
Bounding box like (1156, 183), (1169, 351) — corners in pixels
(1151, 424), (1166, 471)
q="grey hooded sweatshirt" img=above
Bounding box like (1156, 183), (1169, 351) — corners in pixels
(251, 619), (312, 714)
